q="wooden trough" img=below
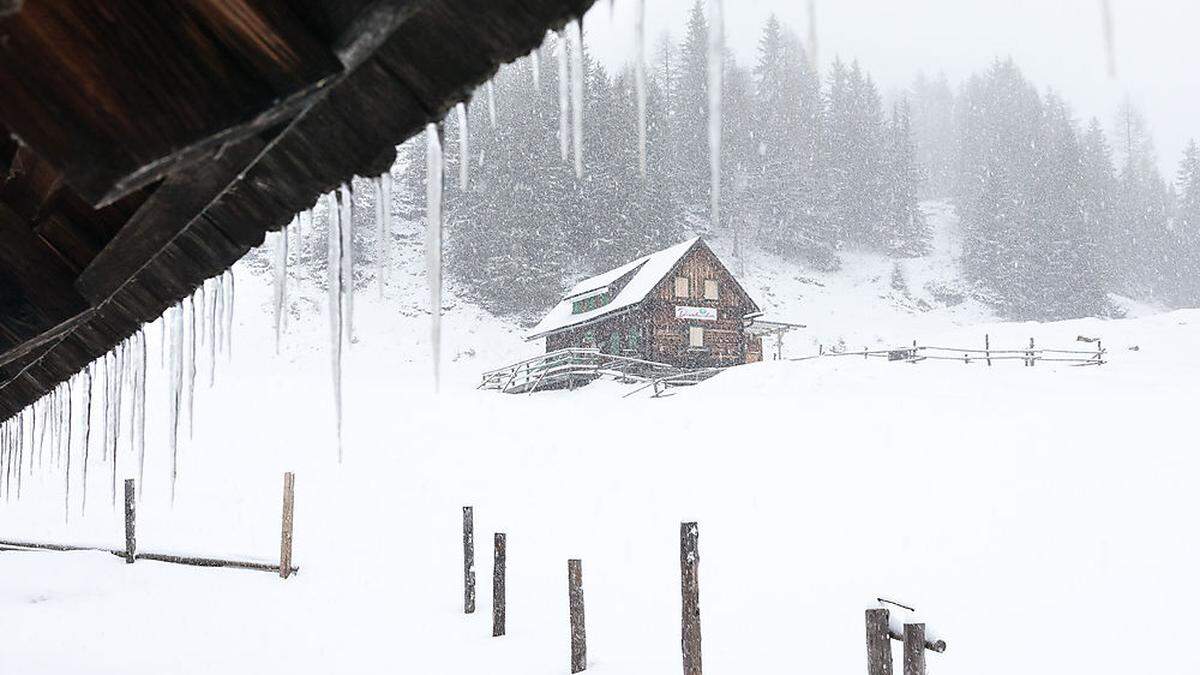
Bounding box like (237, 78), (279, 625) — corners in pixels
(0, 0), (597, 422)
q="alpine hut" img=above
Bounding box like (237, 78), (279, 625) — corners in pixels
(526, 237), (765, 368)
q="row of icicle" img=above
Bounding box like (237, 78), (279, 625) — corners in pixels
(0, 1), (732, 505)
(0, 271), (235, 520)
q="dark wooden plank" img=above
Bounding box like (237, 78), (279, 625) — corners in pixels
(568, 559), (586, 673)
(680, 522), (702, 675)
(866, 609), (893, 675)
(0, 0), (342, 206)
(75, 138), (264, 306)
(0, 203), (87, 337)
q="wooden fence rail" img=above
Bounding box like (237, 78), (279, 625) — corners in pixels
(795, 337), (1106, 367)
(0, 474), (298, 577)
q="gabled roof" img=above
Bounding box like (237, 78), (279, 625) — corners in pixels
(527, 236), (766, 341)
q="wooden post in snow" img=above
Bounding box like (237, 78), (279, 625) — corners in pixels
(1029, 337), (1036, 367)
(985, 334), (992, 366)
(903, 623), (926, 675)
(568, 559), (587, 673)
(865, 608), (893, 675)
(680, 522), (702, 675)
(123, 478), (135, 564)
(279, 472), (295, 579)
(493, 533), (506, 637)
(463, 506), (476, 613)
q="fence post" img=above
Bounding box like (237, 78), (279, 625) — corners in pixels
(569, 559), (587, 673)
(463, 506), (475, 613)
(123, 478), (135, 564)
(1097, 340), (1103, 362)
(1029, 337), (1036, 367)
(680, 522), (702, 675)
(865, 608), (893, 675)
(279, 472), (295, 579)
(903, 624), (926, 675)
(985, 334), (991, 366)
(493, 533), (506, 637)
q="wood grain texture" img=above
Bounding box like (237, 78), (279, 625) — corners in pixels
(0, 0), (600, 422)
(680, 522), (702, 675)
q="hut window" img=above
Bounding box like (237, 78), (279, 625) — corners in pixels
(704, 279), (718, 300)
(674, 276), (690, 298)
(689, 326), (704, 348)
(571, 291), (611, 315)
(608, 332), (621, 354)
(627, 330), (640, 350)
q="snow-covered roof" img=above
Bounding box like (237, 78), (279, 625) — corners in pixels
(527, 237), (703, 339)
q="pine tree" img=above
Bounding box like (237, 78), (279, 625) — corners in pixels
(1170, 140), (1200, 304)
(910, 72), (957, 199)
(883, 98), (929, 256)
(671, 1), (710, 210)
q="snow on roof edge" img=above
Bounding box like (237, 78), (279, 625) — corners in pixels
(526, 237), (703, 340)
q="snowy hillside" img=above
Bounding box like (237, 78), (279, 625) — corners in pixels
(1, 200), (1199, 675)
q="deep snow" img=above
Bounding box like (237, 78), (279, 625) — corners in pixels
(0, 202), (1197, 675)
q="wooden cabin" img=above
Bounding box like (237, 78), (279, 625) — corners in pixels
(527, 238), (765, 368)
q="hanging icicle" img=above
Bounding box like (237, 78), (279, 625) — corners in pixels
(208, 276), (219, 387)
(169, 303), (184, 504)
(634, 0), (647, 177)
(426, 122), (445, 392)
(223, 270), (235, 360)
(807, 0), (820, 75)
(1100, 0), (1116, 78)
(338, 184), (355, 345)
(707, 0), (724, 232)
(135, 331), (146, 496)
(327, 190), (346, 461)
(457, 102), (470, 190)
(557, 29), (570, 162)
(531, 45), (541, 91)
(273, 225), (289, 352)
(486, 80), (498, 129)
(374, 177), (388, 299)
(185, 295), (197, 440)
(569, 19), (585, 178)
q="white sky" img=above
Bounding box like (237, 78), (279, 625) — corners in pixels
(582, 0), (1200, 177)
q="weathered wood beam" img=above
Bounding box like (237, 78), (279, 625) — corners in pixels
(0, 203), (87, 341)
(0, 0), (343, 207)
(75, 138), (265, 306)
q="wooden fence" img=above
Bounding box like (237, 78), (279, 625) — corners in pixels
(0, 473), (298, 578)
(796, 334), (1106, 367)
(458, 509), (946, 675)
(480, 348), (724, 395)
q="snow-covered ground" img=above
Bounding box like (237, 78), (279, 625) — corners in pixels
(1, 202), (1198, 674)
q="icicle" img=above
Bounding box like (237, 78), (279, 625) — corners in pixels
(64, 378), (72, 523)
(456, 102), (470, 190)
(426, 123), (445, 392)
(169, 304), (184, 505)
(531, 46), (541, 91)
(81, 365), (93, 514)
(223, 270), (235, 360)
(327, 191), (346, 461)
(135, 332), (147, 496)
(159, 316), (166, 367)
(1100, 0), (1116, 78)
(111, 343), (124, 508)
(374, 177), (388, 299)
(634, 0), (647, 177)
(557, 30), (570, 162)
(273, 227), (289, 352)
(208, 277), (218, 387)
(186, 295), (197, 440)
(486, 81), (498, 130)
(569, 20), (585, 178)
(338, 184), (355, 345)
(807, 0), (819, 74)
(382, 173), (393, 296)
(707, 0), (724, 231)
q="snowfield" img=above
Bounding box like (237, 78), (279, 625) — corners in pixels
(1, 203), (1198, 675)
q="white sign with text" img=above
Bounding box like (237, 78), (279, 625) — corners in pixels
(675, 306), (718, 321)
